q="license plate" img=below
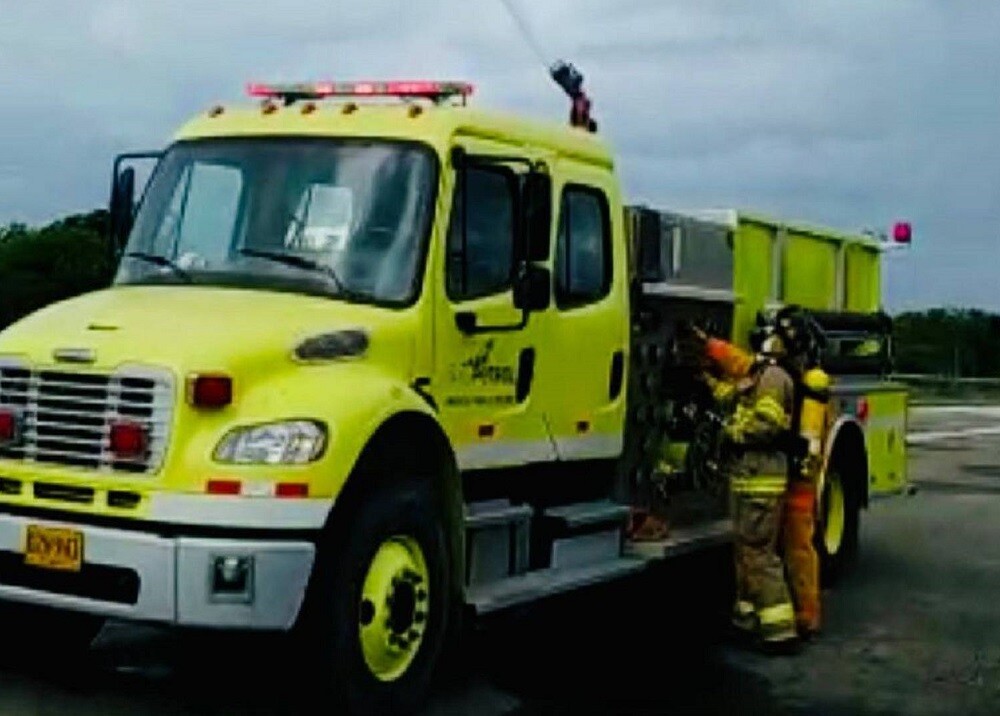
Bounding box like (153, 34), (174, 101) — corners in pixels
(24, 525), (84, 572)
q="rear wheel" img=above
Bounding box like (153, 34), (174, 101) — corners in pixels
(817, 465), (860, 585)
(300, 479), (450, 716)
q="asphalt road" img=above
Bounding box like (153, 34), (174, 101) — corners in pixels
(1, 405), (998, 715)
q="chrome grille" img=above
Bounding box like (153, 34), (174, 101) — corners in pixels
(0, 362), (173, 474)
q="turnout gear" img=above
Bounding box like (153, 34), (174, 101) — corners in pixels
(704, 337), (798, 645)
(783, 366), (831, 636)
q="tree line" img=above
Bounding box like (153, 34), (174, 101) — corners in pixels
(0, 211), (115, 329)
(1, 212), (998, 378)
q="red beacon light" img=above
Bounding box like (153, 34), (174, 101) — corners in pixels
(892, 221), (912, 245)
(246, 80), (474, 105)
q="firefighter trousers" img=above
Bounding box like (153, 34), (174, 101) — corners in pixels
(783, 480), (821, 633)
(731, 475), (797, 642)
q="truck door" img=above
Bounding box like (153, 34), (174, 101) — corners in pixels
(431, 160), (555, 472)
(532, 174), (629, 461)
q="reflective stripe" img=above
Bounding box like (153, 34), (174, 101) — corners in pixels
(734, 600), (755, 617)
(753, 395), (790, 429)
(148, 494), (332, 529)
(456, 438), (556, 471)
(553, 433), (623, 461)
(455, 433), (621, 471)
(757, 602), (795, 626)
(731, 475), (787, 495)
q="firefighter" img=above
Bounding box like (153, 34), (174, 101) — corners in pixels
(699, 325), (799, 647)
(773, 308), (830, 639)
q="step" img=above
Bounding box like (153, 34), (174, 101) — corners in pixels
(466, 557), (647, 614)
(464, 500), (533, 586)
(542, 499), (631, 529)
(464, 499), (533, 529)
(624, 519), (733, 560)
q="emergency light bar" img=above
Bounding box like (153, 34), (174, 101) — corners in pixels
(246, 81), (474, 104)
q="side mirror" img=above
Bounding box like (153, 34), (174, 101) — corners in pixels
(109, 167), (136, 253)
(523, 171), (552, 262)
(108, 150), (164, 258)
(514, 264), (551, 312)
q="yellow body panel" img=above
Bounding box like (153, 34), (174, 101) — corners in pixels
(863, 388), (908, 495)
(782, 231), (838, 310)
(0, 286), (434, 517)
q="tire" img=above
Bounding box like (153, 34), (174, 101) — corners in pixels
(0, 602), (104, 663)
(299, 479), (450, 716)
(816, 464), (860, 585)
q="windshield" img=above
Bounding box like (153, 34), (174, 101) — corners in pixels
(116, 138), (438, 305)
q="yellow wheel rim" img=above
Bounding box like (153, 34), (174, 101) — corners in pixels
(824, 472), (846, 555)
(358, 535), (429, 682)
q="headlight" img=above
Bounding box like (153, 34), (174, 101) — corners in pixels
(214, 420), (327, 465)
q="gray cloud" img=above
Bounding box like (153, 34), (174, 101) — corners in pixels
(0, 0), (997, 310)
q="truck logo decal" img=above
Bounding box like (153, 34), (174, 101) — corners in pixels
(450, 340), (516, 386)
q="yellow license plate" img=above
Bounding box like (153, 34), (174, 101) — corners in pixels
(24, 525), (84, 572)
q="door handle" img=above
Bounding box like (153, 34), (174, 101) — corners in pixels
(609, 350), (625, 401)
(454, 310), (530, 335)
(516, 348), (536, 403)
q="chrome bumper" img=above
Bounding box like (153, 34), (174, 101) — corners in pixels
(0, 513), (315, 630)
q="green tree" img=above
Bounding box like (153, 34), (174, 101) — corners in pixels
(0, 210), (114, 329)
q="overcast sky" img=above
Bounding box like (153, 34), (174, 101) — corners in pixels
(0, 1), (997, 311)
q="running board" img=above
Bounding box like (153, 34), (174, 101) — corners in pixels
(624, 519), (733, 560)
(466, 557), (647, 614)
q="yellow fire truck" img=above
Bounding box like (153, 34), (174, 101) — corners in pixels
(0, 76), (908, 713)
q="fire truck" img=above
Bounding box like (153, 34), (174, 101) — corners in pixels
(0, 74), (909, 713)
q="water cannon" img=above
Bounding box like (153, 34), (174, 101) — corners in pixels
(549, 61), (597, 132)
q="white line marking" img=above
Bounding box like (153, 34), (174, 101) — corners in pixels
(911, 406), (1000, 417)
(907, 426), (1000, 445)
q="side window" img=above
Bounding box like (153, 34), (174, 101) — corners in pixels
(555, 186), (612, 308)
(446, 167), (516, 301)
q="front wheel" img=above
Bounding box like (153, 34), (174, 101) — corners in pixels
(816, 465), (860, 585)
(300, 480), (450, 716)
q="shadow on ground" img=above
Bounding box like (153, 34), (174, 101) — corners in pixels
(0, 549), (792, 716)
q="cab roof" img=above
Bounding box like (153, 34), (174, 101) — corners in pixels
(175, 101), (615, 170)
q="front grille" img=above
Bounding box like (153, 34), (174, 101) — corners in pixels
(0, 550), (140, 604)
(0, 362), (173, 474)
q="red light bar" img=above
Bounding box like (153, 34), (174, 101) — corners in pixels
(247, 80), (474, 102)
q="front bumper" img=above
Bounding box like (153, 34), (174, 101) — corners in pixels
(0, 512), (315, 630)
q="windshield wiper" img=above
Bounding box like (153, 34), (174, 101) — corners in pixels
(238, 248), (359, 299)
(124, 252), (192, 282)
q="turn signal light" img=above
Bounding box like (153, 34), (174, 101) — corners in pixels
(109, 420), (148, 459)
(189, 374), (233, 409)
